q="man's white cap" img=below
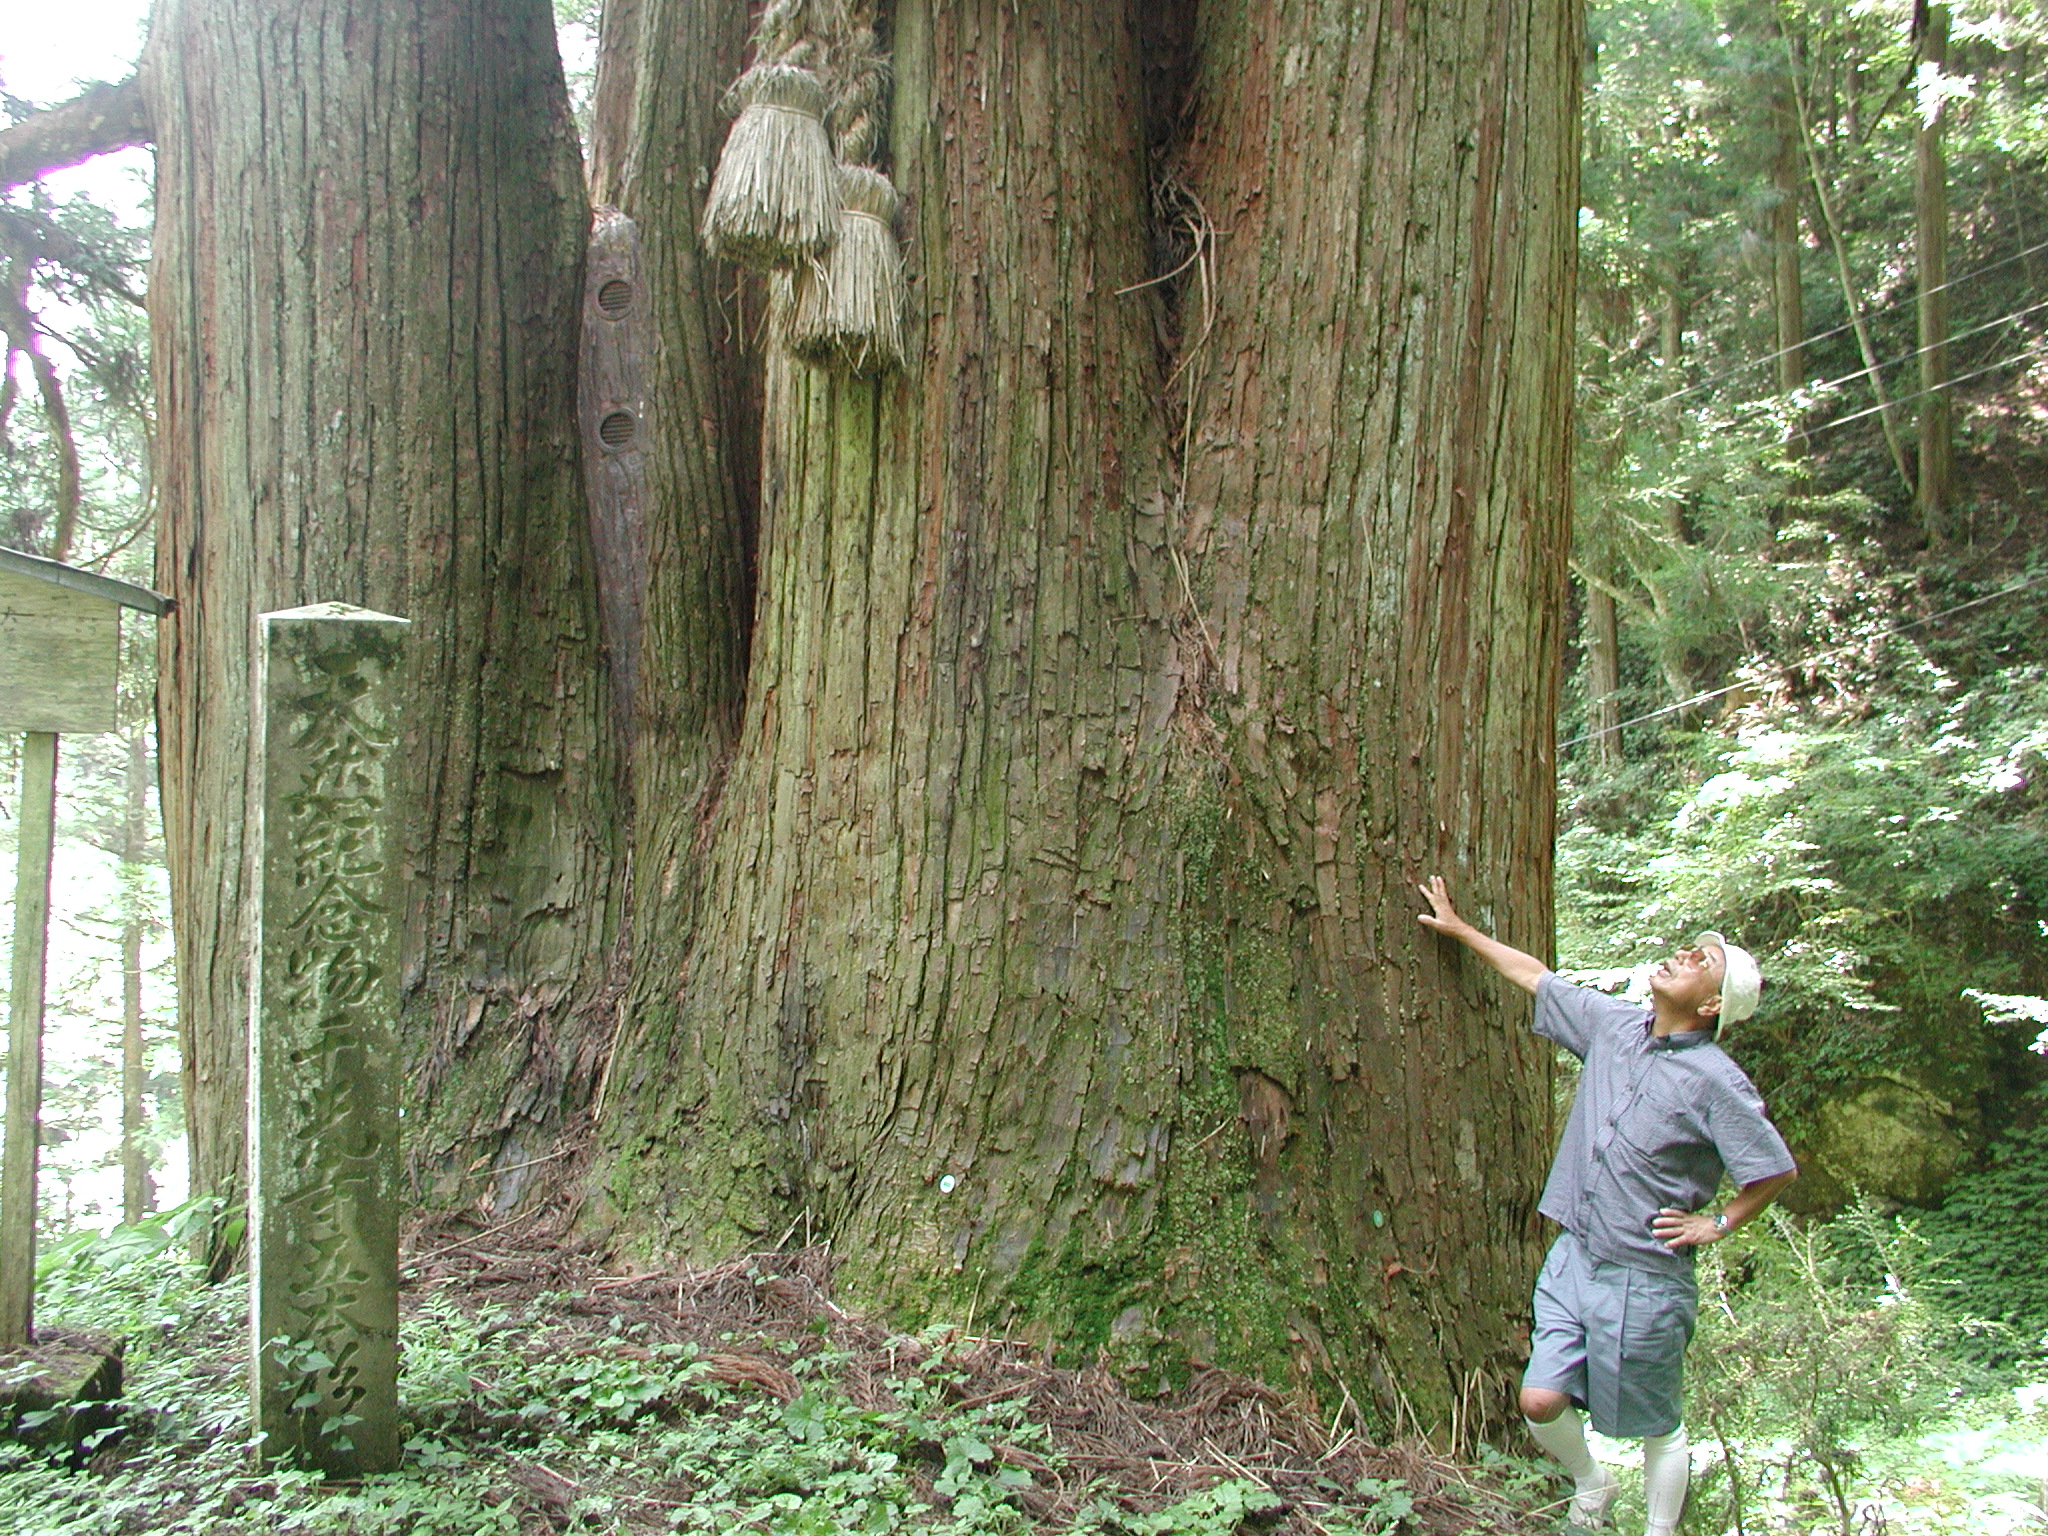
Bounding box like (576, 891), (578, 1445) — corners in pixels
(1697, 931), (1762, 1026)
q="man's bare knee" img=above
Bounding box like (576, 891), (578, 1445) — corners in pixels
(1520, 1387), (1571, 1423)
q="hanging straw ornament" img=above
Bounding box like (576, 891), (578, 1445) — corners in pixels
(785, 22), (907, 374)
(702, 0), (842, 270)
(701, 62), (840, 269)
(786, 166), (907, 375)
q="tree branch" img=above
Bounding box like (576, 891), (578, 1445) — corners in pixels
(1569, 559), (1658, 623)
(0, 77), (152, 192)
(0, 208), (145, 306)
(0, 257), (82, 561)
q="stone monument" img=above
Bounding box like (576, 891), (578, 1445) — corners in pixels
(247, 603), (407, 1476)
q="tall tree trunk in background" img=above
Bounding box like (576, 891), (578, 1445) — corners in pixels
(1771, 95), (1806, 396)
(1914, 0), (1953, 543)
(1585, 585), (1624, 769)
(121, 723), (154, 1224)
(144, 0), (619, 1264)
(1651, 283), (1696, 707)
(1659, 284), (1687, 539)
(592, 0), (1572, 1433)
(1786, 37), (1916, 498)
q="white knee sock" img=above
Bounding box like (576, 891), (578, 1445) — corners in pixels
(1525, 1407), (1598, 1482)
(1641, 1424), (1690, 1536)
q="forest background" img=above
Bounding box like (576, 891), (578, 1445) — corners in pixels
(4, 0), (2048, 1532)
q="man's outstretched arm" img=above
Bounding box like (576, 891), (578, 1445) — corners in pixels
(1415, 875), (1551, 996)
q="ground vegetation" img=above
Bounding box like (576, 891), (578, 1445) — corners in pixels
(0, 1205), (1553, 1535)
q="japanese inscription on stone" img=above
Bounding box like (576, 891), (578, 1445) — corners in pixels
(248, 603), (407, 1476)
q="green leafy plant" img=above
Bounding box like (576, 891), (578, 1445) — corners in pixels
(1919, 1086), (2048, 1367)
(1687, 1206), (1962, 1536)
(1073, 1478), (1286, 1535)
(1327, 1475), (1417, 1534)
(1559, 643), (2048, 1145)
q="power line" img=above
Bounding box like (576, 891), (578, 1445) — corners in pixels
(1562, 573), (2048, 750)
(1807, 347), (2043, 433)
(1801, 298), (2048, 402)
(1607, 295), (2048, 432)
(1625, 235), (2048, 415)
(1594, 300), (2046, 444)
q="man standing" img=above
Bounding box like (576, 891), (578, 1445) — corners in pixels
(1417, 876), (1797, 1535)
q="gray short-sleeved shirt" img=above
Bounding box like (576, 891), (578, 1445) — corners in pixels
(1534, 973), (1796, 1277)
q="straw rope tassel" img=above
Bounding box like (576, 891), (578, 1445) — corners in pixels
(701, 0), (840, 269)
(788, 167), (907, 374)
(787, 22), (908, 375)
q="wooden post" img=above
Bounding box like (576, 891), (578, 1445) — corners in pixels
(580, 209), (651, 744)
(2, 731), (59, 1347)
(122, 724), (153, 1223)
(248, 603), (407, 1477)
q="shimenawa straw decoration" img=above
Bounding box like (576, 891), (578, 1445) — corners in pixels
(788, 167), (906, 375)
(701, 2), (840, 269)
(786, 23), (908, 375)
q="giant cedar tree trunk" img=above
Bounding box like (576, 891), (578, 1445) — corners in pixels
(596, 0), (1191, 1314)
(144, 0), (620, 1250)
(591, 0), (1573, 1430)
(580, 0), (757, 1096)
(1174, 0), (1576, 1413)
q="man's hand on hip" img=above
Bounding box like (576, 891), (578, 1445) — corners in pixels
(1651, 1207), (1723, 1250)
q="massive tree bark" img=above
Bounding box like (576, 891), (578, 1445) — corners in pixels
(589, 0), (1574, 1432)
(597, 0), (1192, 1329)
(144, 0), (620, 1258)
(1172, 0), (1574, 1418)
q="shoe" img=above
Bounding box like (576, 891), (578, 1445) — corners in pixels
(1563, 1462), (1618, 1530)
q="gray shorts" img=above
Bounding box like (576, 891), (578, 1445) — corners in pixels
(1522, 1230), (1697, 1438)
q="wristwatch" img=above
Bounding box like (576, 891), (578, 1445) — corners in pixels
(1712, 1213), (1729, 1234)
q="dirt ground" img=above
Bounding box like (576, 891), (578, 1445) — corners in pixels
(403, 1213), (1558, 1534)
